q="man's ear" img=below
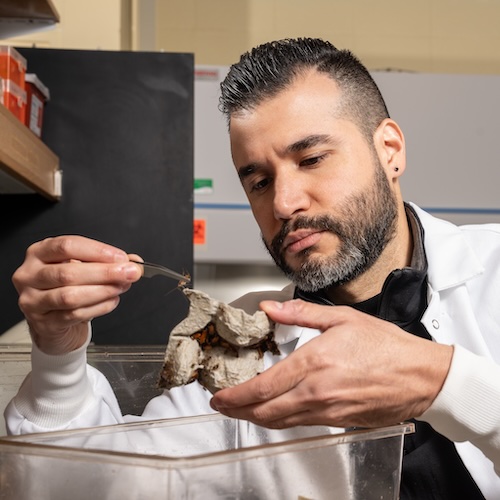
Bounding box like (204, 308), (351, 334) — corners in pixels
(373, 118), (406, 179)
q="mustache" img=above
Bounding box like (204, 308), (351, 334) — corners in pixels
(270, 215), (345, 257)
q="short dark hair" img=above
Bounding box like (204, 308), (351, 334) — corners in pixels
(219, 38), (389, 140)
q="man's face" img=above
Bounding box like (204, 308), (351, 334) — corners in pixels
(229, 70), (398, 292)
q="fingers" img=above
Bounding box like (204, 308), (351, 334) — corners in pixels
(212, 302), (454, 430)
(210, 301), (358, 427)
(23, 284), (128, 355)
(32, 261), (141, 290)
(11, 235), (144, 355)
(211, 347), (308, 412)
(29, 291), (122, 336)
(210, 301), (340, 417)
(19, 283), (131, 316)
(28, 235), (129, 264)
(212, 395), (311, 429)
(211, 358), (342, 429)
(13, 236), (143, 293)
(259, 299), (350, 332)
(127, 253), (144, 263)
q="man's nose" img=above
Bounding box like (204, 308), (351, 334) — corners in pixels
(272, 172), (310, 221)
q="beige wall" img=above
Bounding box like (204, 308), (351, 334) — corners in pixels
(156, 0), (500, 74)
(1, 0), (131, 50)
(3, 0), (500, 74)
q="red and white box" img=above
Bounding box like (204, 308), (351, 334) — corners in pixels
(1, 78), (27, 123)
(24, 73), (50, 137)
(0, 46), (27, 88)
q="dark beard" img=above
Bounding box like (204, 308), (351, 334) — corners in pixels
(262, 164), (398, 292)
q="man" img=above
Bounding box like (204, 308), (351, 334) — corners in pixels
(5, 38), (500, 498)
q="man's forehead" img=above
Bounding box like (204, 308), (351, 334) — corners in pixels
(227, 69), (343, 121)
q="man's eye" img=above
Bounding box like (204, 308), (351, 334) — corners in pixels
(251, 177), (270, 192)
(300, 154), (326, 167)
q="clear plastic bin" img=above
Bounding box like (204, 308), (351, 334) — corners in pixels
(0, 345), (413, 499)
(0, 413), (413, 500)
(0, 344), (164, 436)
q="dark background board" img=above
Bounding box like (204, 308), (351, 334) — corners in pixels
(0, 48), (194, 344)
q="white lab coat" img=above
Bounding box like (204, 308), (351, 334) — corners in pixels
(5, 203), (500, 498)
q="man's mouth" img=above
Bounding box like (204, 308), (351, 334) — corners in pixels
(283, 229), (324, 255)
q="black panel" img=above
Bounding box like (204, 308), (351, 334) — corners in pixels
(0, 48), (194, 344)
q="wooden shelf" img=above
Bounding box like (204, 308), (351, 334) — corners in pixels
(0, 104), (61, 200)
(0, 0), (61, 200)
(0, 0), (59, 39)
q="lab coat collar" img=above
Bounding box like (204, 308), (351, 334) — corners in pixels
(410, 203), (484, 291)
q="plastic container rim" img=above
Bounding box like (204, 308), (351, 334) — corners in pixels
(0, 413), (415, 469)
(0, 343), (166, 361)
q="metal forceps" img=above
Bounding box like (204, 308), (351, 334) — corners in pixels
(130, 260), (191, 283)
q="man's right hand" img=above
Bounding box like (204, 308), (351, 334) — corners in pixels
(12, 236), (143, 355)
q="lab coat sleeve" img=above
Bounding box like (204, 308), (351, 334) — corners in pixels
(420, 344), (500, 475)
(4, 326), (125, 435)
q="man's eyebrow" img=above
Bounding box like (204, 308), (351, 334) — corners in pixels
(285, 134), (335, 154)
(237, 134), (336, 179)
(238, 163), (260, 180)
